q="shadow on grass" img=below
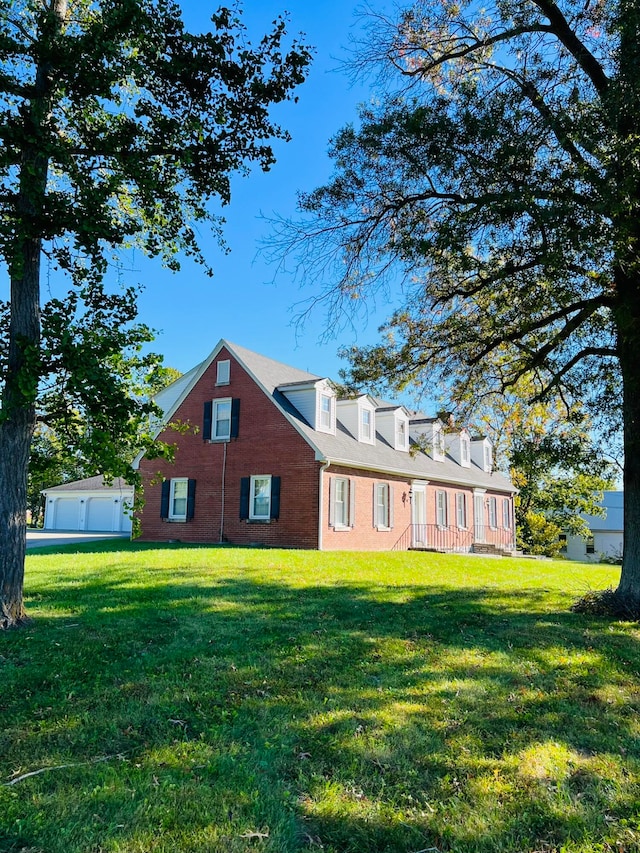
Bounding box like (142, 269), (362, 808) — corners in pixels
(2, 547), (638, 852)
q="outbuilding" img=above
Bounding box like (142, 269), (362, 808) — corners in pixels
(42, 476), (134, 533)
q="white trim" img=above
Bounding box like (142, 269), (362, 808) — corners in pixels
(212, 397), (232, 441)
(249, 474), (272, 520)
(169, 477), (189, 521)
(216, 359), (230, 385)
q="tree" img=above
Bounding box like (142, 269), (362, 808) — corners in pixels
(278, 0), (640, 612)
(461, 390), (617, 555)
(0, 0), (311, 628)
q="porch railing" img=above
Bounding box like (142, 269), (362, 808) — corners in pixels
(392, 524), (474, 553)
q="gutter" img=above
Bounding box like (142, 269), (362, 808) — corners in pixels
(317, 458), (330, 551)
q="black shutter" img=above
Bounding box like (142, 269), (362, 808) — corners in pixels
(239, 476), (250, 519)
(270, 476), (281, 519)
(203, 401), (213, 440)
(230, 398), (240, 439)
(160, 480), (170, 519)
(186, 479), (196, 520)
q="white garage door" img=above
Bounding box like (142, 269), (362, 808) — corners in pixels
(86, 497), (115, 531)
(54, 498), (80, 530)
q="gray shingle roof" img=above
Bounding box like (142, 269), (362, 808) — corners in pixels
(43, 476), (133, 493)
(150, 339), (515, 493)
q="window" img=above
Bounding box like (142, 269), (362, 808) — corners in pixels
(461, 438), (470, 466)
(204, 398), (239, 441)
(396, 419), (407, 450)
(213, 398), (232, 439)
(456, 493), (467, 528)
(375, 483), (392, 529)
(250, 475), (271, 520)
(320, 394), (333, 430)
(437, 430), (446, 456)
(488, 496), (497, 529)
(362, 408), (372, 441)
(484, 445), (492, 471)
(216, 359), (230, 385)
(160, 478), (196, 522)
(330, 477), (354, 529)
(436, 490), (448, 527)
(586, 535), (595, 554)
(502, 499), (511, 529)
(559, 533), (567, 553)
(239, 475), (281, 521)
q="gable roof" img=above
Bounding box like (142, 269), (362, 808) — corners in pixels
(147, 339), (516, 494)
(42, 475), (133, 494)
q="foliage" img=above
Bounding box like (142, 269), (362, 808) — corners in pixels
(276, 0), (640, 603)
(518, 510), (563, 556)
(0, 543), (636, 852)
(0, 0), (311, 625)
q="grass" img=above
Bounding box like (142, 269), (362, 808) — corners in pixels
(1, 543), (639, 853)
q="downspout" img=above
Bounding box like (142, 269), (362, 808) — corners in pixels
(219, 440), (228, 544)
(318, 459), (330, 551)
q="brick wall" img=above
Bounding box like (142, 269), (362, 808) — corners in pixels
(138, 347), (320, 548)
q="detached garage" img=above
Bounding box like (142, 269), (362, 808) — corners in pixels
(42, 476), (134, 533)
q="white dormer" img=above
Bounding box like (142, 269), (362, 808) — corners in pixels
(376, 406), (410, 452)
(336, 395), (376, 444)
(471, 436), (493, 472)
(278, 378), (336, 434)
(410, 417), (446, 461)
(445, 428), (471, 468)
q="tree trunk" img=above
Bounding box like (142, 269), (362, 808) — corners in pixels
(0, 2), (66, 628)
(615, 294), (640, 612)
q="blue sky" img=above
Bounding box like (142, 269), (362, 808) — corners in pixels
(135, 0), (395, 383)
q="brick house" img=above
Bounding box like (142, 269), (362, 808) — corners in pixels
(135, 339), (516, 552)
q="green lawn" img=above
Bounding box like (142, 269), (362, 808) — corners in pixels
(1, 543), (638, 853)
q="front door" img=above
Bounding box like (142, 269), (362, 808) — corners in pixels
(412, 485), (427, 547)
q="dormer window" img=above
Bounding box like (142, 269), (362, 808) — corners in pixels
(484, 445), (492, 471)
(320, 394), (333, 430)
(397, 420), (406, 447)
(461, 437), (470, 466)
(362, 408), (372, 441)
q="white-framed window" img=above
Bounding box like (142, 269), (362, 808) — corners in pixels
(461, 437), (470, 466)
(169, 478), (188, 521)
(361, 408), (372, 441)
(488, 496), (497, 529)
(376, 483), (390, 529)
(456, 493), (467, 528)
(396, 418), (408, 450)
(216, 359), (230, 385)
(213, 398), (232, 440)
(502, 498), (511, 530)
(335, 477), (348, 526)
(436, 490), (448, 527)
(586, 535), (595, 554)
(250, 475), (271, 520)
(484, 444), (492, 471)
(330, 476), (354, 529)
(320, 394), (333, 430)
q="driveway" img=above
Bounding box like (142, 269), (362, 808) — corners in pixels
(26, 531), (130, 549)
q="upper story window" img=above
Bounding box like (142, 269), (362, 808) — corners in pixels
(216, 359), (230, 385)
(320, 394), (333, 430)
(461, 437), (470, 466)
(396, 419), (408, 450)
(213, 398), (232, 440)
(362, 408), (372, 441)
(484, 445), (492, 471)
